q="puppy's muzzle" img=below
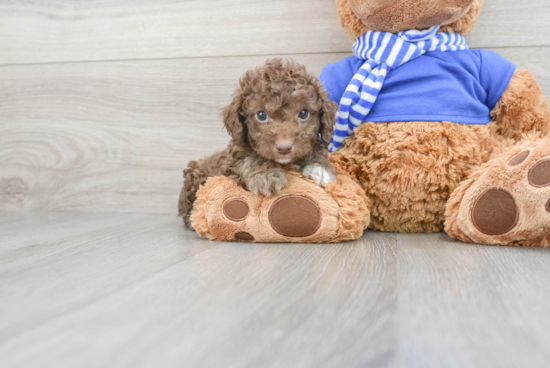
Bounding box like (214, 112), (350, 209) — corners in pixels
(276, 142), (293, 156)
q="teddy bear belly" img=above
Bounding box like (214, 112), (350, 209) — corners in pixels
(329, 121), (495, 233)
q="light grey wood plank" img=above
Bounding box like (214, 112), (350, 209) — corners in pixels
(2, 215), (550, 367)
(490, 46), (550, 92)
(0, 0), (351, 65)
(0, 222), (397, 368)
(397, 233), (550, 368)
(0, 212), (167, 269)
(1, 47), (549, 214)
(467, 0), (550, 49)
(0, 213), (217, 342)
(0, 0), (548, 65)
(0, 211), (145, 254)
(0, 53), (348, 214)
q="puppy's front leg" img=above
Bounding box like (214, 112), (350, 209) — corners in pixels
(299, 151), (337, 188)
(233, 155), (287, 196)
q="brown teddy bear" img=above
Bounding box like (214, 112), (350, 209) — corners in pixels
(185, 0), (550, 247)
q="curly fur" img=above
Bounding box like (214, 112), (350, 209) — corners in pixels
(183, 0), (550, 246)
(178, 58), (337, 228)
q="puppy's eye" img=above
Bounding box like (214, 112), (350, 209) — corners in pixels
(298, 109), (309, 119)
(256, 111), (268, 122)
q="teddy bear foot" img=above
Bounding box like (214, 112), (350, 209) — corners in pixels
(445, 136), (550, 247)
(223, 194), (325, 241)
(190, 171), (370, 243)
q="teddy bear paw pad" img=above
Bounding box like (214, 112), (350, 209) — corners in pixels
(471, 188), (518, 236)
(223, 198), (249, 222)
(508, 149), (530, 166)
(234, 231), (255, 242)
(528, 159), (550, 187)
(268, 195), (322, 237)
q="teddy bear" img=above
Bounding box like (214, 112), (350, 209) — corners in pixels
(185, 0), (550, 247)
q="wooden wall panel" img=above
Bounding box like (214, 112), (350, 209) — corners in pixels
(1, 0), (549, 214)
(0, 53), (346, 213)
(0, 0), (549, 65)
(0, 0), (351, 65)
(1, 47), (549, 214)
(467, 0), (550, 48)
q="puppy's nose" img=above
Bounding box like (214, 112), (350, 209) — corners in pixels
(276, 142), (293, 155)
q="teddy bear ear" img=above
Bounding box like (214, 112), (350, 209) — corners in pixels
(336, 0), (371, 39)
(440, 0), (484, 36)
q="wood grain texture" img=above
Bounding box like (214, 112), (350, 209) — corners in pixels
(0, 53), (347, 214)
(1, 0), (549, 366)
(0, 0), (351, 65)
(1, 47), (549, 214)
(397, 233), (550, 368)
(0, 0), (549, 65)
(467, 0), (550, 49)
(1, 214), (550, 367)
(0, 213), (398, 368)
(0, 213), (217, 342)
(0, 211), (146, 266)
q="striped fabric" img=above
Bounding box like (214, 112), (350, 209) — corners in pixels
(329, 26), (468, 152)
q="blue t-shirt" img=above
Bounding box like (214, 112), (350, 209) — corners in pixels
(319, 50), (516, 125)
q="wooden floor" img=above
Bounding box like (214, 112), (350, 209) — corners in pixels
(1, 212), (549, 367)
(2, 1), (550, 366)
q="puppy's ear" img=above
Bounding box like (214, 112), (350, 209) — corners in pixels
(318, 90), (337, 148)
(221, 89), (247, 146)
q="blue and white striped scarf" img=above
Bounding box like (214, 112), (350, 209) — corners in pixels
(329, 26), (468, 152)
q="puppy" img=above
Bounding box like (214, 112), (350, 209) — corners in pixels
(178, 58), (337, 228)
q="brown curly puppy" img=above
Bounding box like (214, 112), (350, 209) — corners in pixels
(178, 58), (337, 228)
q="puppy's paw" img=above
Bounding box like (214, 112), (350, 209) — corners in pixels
(303, 164), (337, 187)
(246, 170), (288, 196)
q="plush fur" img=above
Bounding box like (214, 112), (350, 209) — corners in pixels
(445, 133), (550, 247)
(190, 170), (370, 243)
(329, 0), (550, 246)
(178, 59), (337, 228)
(183, 0), (550, 246)
(328, 69), (550, 235)
(330, 122), (491, 233)
(337, 0), (484, 38)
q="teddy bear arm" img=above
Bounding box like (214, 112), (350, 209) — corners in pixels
(489, 69), (550, 141)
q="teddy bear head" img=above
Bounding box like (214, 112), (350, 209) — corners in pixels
(336, 0), (484, 37)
